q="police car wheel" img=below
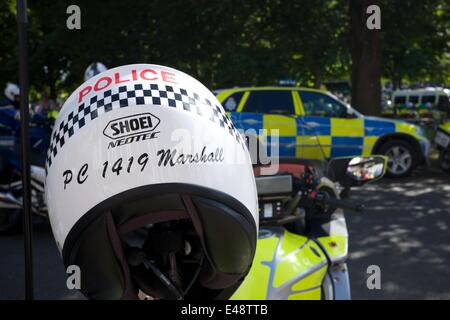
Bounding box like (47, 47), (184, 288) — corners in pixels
(379, 140), (416, 178)
(439, 149), (450, 172)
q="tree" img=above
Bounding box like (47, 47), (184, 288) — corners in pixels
(273, 0), (350, 88)
(0, 0), (447, 101)
(0, 0), (20, 90)
(381, 0), (450, 88)
(349, 0), (381, 116)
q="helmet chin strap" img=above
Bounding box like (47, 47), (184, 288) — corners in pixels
(127, 247), (205, 300)
(123, 199), (207, 300)
(121, 195), (209, 300)
(126, 247), (184, 300)
(183, 253), (205, 295)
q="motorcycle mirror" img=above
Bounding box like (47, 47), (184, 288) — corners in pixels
(255, 174), (293, 197)
(327, 155), (387, 187)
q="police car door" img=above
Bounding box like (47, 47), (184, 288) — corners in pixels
(238, 90), (298, 159)
(298, 90), (364, 159)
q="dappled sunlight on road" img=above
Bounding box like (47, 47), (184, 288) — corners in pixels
(347, 166), (450, 299)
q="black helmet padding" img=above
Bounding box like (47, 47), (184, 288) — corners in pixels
(186, 196), (255, 289)
(62, 183), (256, 300)
(71, 212), (137, 299)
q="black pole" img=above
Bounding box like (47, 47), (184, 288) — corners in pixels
(16, 0), (34, 300)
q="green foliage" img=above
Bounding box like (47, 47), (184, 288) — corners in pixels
(0, 0), (448, 99)
(381, 0), (450, 86)
(0, 0), (19, 91)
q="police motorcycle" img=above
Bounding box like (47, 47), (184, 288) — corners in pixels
(231, 155), (386, 299)
(0, 86), (55, 234)
(0, 65), (106, 235)
(0, 113), (54, 234)
(435, 122), (450, 172)
(45, 64), (387, 300)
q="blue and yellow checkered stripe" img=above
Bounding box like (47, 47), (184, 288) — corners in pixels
(229, 113), (398, 159)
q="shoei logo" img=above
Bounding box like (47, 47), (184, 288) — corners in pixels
(104, 113), (160, 148)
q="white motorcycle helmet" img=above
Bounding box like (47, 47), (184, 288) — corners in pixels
(4, 83), (20, 101)
(83, 62), (108, 82)
(45, 64), (258, 300)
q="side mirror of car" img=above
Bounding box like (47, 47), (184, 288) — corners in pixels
(327, 155), (387, 187)
(344, 108), (359, 119)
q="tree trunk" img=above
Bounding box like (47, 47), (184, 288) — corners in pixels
(313, 70), (322, 89)
(49, 81), (57, 100)
(349, 0), (381, 116)
(395, 75), (402, 90)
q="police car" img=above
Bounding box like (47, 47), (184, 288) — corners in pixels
(391, 88), (450, 116)
(215, 87), (430, 178)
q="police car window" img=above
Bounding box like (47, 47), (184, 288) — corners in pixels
(409, 96), (419, 104)
(438, 95), (449, 110)
(422, 95), (436, 104)
(221, 92), (244, 111)
(394, 96), (406, 104)
(243, 91), (295, 115)
(299, 91), (348, 118)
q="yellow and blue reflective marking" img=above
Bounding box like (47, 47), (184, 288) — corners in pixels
(364, 118), (395, 136)
(229, 113), (263, 131)
(263, 114), (296, 156)
(331, 118), (364, 136)
(300, 116), (331, 136)
(229, 113), (408, 159)
(220, 83), (423, 161)
(330, 137), (364, 157)
(266, 136), (296, 157)
(296, 117), (331, 159)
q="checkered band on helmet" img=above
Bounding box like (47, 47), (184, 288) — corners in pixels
(46, 83), (246, 170)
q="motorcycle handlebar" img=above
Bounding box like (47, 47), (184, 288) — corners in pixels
(318, 193), (365, 213)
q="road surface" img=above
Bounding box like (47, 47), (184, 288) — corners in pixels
(0, 166), (449, 299)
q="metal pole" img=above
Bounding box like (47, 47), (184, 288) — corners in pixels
(16, 0), (34, 300)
